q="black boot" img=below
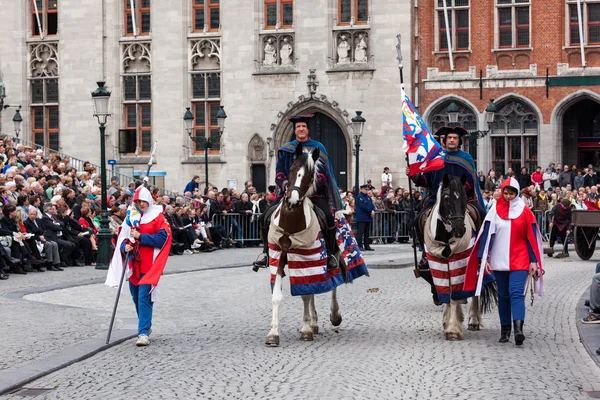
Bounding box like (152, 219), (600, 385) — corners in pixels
(513, 320), (525, 345)
(324, 227), (339, 271)
(252, 223), (271, 272)
(499, 324), (511, 343)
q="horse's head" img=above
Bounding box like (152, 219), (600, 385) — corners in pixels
(284, 142), (320, 210)
(439, 174), (468, 238)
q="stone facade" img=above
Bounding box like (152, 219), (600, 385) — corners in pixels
(0, 0), (411, 192)
(414, 0), (600, 175)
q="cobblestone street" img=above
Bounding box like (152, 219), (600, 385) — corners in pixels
(1, 245), (600, 399)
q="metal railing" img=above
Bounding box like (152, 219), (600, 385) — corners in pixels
(369, 210), (412, 244)
(8, 136), (173, 195)
(533, 209), (550, 242)
(211, 212), (263, 244)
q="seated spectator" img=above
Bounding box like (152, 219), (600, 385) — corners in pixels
(0, 204), (37, 273)
(58, 207), (92, 266)
(24, 207), (63, 271)
(40, 203), (76, 268)
(165, 205), (195, 255)
(78, 207), (99, 251)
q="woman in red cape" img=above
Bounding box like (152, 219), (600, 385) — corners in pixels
(464, 177), (543, 346)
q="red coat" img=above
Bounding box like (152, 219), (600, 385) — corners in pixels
(129, 213), (172, 286)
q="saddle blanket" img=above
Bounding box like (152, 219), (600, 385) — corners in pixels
(426, 246), (475, 303)
(269, 215), (368, 296)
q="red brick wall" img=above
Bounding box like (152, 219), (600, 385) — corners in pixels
(413, 0), (600, 121)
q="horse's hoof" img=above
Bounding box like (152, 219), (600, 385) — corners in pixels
(442, 322), (447, 330)
(445, 332), (460, 341)
(468, 324), (480, 331)
(330, 313), (343, 327)
(300, 331), (314, 341)
(312, 326), (319, 334)
(265, 335), (280, 346)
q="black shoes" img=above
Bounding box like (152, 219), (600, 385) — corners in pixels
(364, 247), (375, 251)
(326, 255), (338, 271)
(513, 320), (525, 346)
(499, 324), (511, 343)
(47, 264), (63, 271)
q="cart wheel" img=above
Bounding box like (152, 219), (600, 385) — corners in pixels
(574, 227), (598, 260)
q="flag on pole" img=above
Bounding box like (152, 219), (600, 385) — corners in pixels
(402, 89), (445, 177)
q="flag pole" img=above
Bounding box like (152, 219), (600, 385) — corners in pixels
(395, 34), (420, 276)
(105, 141), (158, 344)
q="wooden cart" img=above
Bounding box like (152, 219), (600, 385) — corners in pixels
(572, 210), (600, 260)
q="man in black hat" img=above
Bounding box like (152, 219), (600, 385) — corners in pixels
(409, 126), (484, 216)
(253, 114), (344, 271)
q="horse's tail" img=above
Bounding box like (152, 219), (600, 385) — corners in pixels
(479, 280), (498, 314)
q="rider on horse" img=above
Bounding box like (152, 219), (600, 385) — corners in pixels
(253, 114), (344, 271)
(410, 126), (485, 220)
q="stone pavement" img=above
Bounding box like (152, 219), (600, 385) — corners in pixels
(0, 246), (599, 399)
(0, 244), (413, 395)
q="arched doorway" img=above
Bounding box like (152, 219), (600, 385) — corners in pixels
(285, 112), (349, 191)
(427, 100), (478, 165)
(562, 99), (600, 168)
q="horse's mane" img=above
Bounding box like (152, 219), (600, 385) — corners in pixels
(291, 150), (322, 198)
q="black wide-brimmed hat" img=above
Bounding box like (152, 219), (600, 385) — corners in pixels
(434, 126), (469, 139)
(288, 114), (314, 127)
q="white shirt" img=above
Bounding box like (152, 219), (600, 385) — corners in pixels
(381, 172), (392, 187)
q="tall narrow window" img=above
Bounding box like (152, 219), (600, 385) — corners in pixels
(191, 72), (221, 153)
(570, 4), (581, 45)
(566, 1), (600, 46)
(193, 0), (220, 32)
(31, 0), (58, 37)
(589, 3), (600, 44)
(122, 75), (152, 154)
(436, 0), (469, 51)
(263, 0), (294, 29)
(30, 78), (60, 150)
(124, 0), (151, 36)
(338, 0), (368, 25)
(496, 0), (530, 48)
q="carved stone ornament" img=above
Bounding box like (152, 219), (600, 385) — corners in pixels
(122, 42), (152, 73)
(260, 34), (295, 67)
(29, 42), (59, 77)
(190, 38), (221, 69)
(249, 134), (266, 162)
(270, 95), (352, 134)
(335, 30), (370, 65)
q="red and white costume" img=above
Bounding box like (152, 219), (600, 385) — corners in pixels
(464, 177), (544, 296)
(106, 186), (172, 292)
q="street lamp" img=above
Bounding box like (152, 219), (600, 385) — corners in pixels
(91, 81), (112, 270)
(185, 106), (226, 192)
(447, 99), (497, 138)
(351, 111), (366, 194)
(12, 109), (22, 137)
(0, 78), (6, 109)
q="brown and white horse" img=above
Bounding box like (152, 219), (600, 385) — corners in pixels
(265, 143), (346, 346)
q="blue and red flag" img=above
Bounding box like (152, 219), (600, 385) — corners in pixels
(402, 89), (445, 177)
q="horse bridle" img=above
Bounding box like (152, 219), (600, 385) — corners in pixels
(440, 189), (465, 226)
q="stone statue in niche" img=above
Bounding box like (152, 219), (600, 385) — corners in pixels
(263, 38), (277, 66)
(252, 138), (266, 161)
(280, 37), (293, 65)
(355, 34), (368, 63)
(337, 35), (350, 64)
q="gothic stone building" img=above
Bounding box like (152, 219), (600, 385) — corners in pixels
(414, 0), (600, 175)
(0, 0), (411, 192)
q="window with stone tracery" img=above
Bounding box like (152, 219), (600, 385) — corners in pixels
(491, 100), (538, 175)
(193, 0), (220, 33)
(191, 72), (221, 154)
(29, 42), (59, 150)
(31, 0), (58, 37)
(429, 101), (478, 165)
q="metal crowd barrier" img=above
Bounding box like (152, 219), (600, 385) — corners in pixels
(368, 211), (412, 244)
(211, 212), (263, 244)
(533, 210), (550, 242)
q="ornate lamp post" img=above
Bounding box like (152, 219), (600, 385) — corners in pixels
(351, 111), (366, 194)
(184, 106), (227, 193)
(447, 99), (497, 138)
(12, 109), (22, 137)
(91, 81), (112, 270)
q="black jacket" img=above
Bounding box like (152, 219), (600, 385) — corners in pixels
(24, 218), (45, 241)
(40, 214), (65, 241)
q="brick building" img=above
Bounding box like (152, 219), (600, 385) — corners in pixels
(0, 0), (411, 192)
(413, 0), (600, 175)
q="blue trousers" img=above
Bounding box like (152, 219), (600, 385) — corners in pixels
(129, 275), (153, 336)
(495, 270), (529, 325)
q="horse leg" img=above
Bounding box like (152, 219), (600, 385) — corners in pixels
(468, 297), (483, 331)
(442, 303), (450, 330)
(445, 300), (465, 341)
(266, 272), (283, 346)
(330, 288), (343, 327)
(300, 295), (314, 341)
(310, 295), (319, 334)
